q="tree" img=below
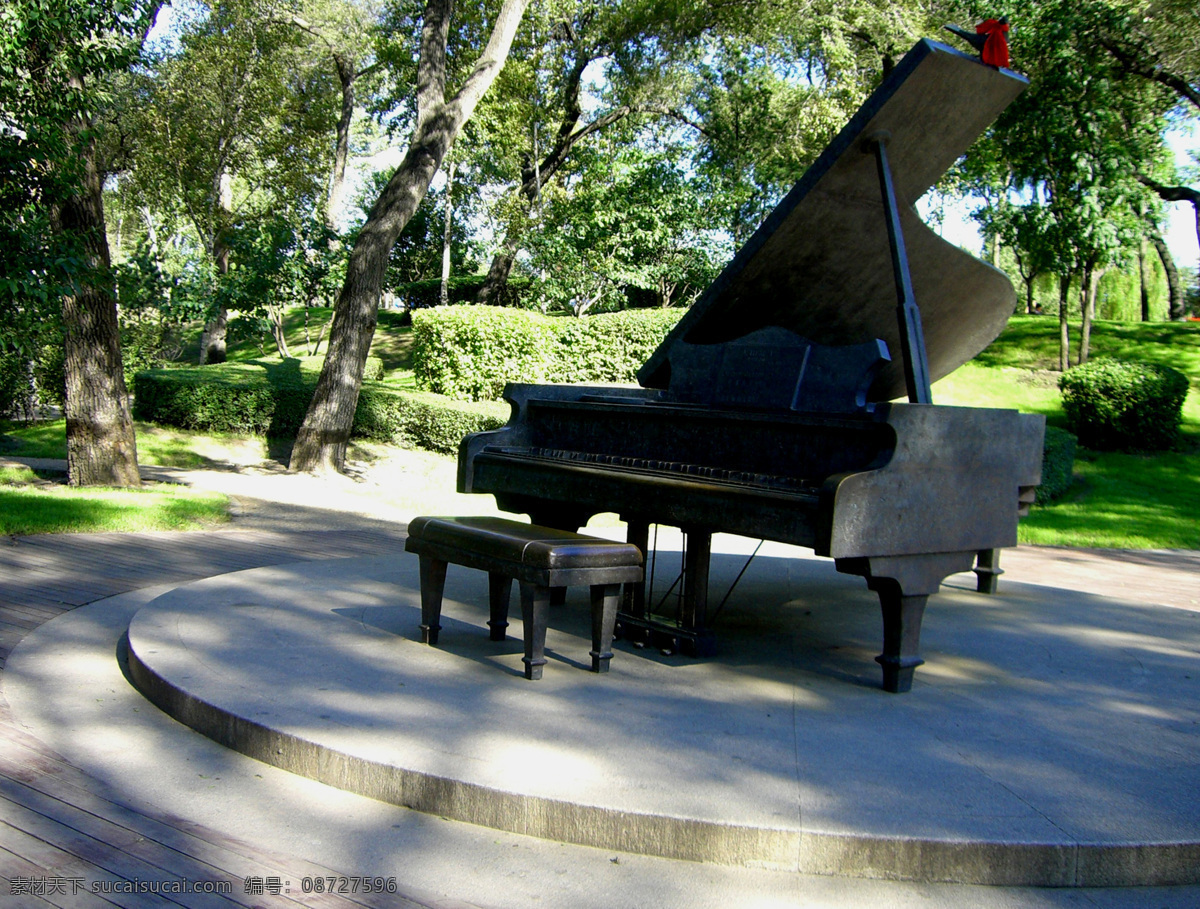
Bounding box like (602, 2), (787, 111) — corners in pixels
(290, 0), (531, 474)
(285, 0), (384, 230)
(126, 0), (337, 362)
(525, 140), (720, 314)
(962, 0), (1181, 364)
(1, 0), (156, 485)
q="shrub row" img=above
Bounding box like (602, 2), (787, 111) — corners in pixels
(1058, 358), (1189, 452)
(395, 275), (531, 310)
(1037, 426), (1077, 504)
(132, 357), (504, 455)
(412, 306), (684, 401)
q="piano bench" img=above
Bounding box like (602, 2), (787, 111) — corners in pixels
(404, 516), (644, 680)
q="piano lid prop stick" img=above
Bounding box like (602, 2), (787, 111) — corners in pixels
(865, 130), (933, 405)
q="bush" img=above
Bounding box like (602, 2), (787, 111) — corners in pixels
(1037, 426), (1077, 504)
(412, 307), (558, 401)
(412, 305), (683, 401)
(395, 275), (531, 309)
(551, 309), (687, 384)
(353, 387), (508, 454)
(1058, 358), (1189, 452)
(133, 362), (314, 436)
(132, 356), (499, 455)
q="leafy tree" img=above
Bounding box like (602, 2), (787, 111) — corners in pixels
(290, 0), (532, 474)
(961, 0), (1181, 365)
(124, 0), (338, 362)
(0, 0), (159, 485)
(217, 214), (344, 357)
(524, 140), (719, 314)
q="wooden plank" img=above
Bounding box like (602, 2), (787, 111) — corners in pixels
(0, 740), (417, 909)
(0, 781), (247, 909)
(0, 821), (157, 909)
(0, 843), (118, 909)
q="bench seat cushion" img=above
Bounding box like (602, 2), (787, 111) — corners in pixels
(406, 516), (643, 572)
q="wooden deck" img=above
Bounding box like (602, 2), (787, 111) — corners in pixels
(0, 527), (441, 909)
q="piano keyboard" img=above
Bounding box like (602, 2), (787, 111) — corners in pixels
(502, 447), (821, 493)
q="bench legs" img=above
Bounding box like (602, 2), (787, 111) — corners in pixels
(590, 583), (619, 673)
(519, 582), (551, 680)
(418, 556), (447, 645)
(418, 561), (619, 679)
(488, 572), (512, 641)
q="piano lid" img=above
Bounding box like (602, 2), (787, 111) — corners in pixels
(638, 39), (1029, 403)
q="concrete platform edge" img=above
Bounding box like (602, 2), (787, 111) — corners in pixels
(126, 625), (1200, 888)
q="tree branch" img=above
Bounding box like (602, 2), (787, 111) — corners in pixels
(415, 0), (453, 129)
(1102, 40), (1200, 111)
(1137, 173), (1200, 206)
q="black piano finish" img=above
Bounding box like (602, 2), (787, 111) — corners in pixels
(457, 40), (1045, 692)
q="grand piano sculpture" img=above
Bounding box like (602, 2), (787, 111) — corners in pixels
(458, 39), (1045, 693)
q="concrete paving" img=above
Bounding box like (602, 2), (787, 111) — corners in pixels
(7, 532), (1200, 907)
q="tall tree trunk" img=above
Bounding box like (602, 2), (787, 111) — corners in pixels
(1078, 264), (1101, 366)
(1058, 273), (1072, 372)
(199, 171), (233, 363)
(51, 119), (140, 487)
(291, 0), (531, 475)
(1138, 237), (1151, 321)
(476, 234), (521, 304)
(1137, 176), (1198, 315)
(1148, 229), (1186, 321)
(327, 53), (356, 232)
(440, 156), (455, 306)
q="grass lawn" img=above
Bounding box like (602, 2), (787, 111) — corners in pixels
(0, 464), (229, 535)
(936, 317), (1200, 549)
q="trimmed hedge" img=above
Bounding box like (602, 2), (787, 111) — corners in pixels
(1037, 426), (1077, 504)
(396, 275), (531, 309)
(353, 386), (508, 454)
(131, 356), (503, 457)
(412, 307), (557, 401)
(1058, 358), (1189, 452)
(412, 305), (684, 401)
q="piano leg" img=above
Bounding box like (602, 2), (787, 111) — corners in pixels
(836, 552), (977, 692)
(870, 582), (927, 694)
(680, 527), (716, 657)
(973, 548), (1003, 594)
(620, 519), (651, 644)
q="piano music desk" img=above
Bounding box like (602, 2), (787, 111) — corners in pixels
(404, 516), (643, 680)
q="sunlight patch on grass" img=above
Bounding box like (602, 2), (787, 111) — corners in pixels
(0, 482), (230, 536)
(1020, 450), (1200, 549)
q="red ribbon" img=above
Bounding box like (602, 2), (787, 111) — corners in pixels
(976, 19), (1010, 69)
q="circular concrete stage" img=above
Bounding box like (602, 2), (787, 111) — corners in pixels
(125, 543), (1200, 887)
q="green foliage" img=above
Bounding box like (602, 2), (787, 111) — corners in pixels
(0, 0), (154, 357)
(394, 275), (530, 310)
(133, 361), (317, 437)
(130, 356), (497, 455)
(352, 387), (508, 455)
(412, 306), (558, 401)
(411, 306), (684, 401)
(218, 215), (346, 356)
(1058, 358), (1189, 452)
(1037, 426), (1077, 504)
(552, 310), (688, 384)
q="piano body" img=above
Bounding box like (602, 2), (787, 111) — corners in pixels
(458, 40), (1045, 693)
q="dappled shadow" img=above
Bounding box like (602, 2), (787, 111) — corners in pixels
(112, 548), (1200, 875)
